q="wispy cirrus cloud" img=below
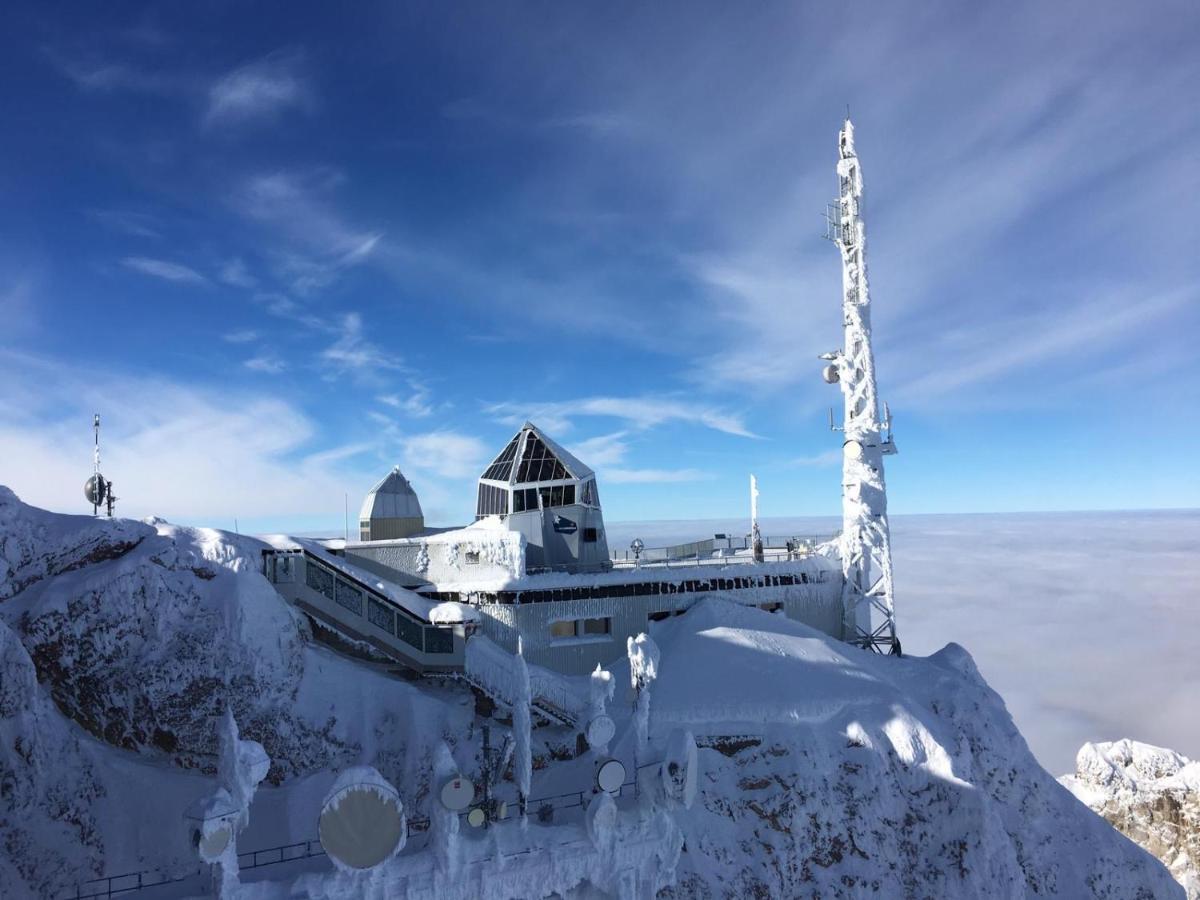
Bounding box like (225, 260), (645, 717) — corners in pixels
(204, 51), (311, 127)
(243, 353), (286, 374)
(219, 257), (257, 289)
(486, 396), (757, 439)
(222, 329), (258, 343)
(399, 431), (489, 480)
(121, 256), (207, 284)
(605, 467), (712, 484)
(320, 312), (401, 379)
(378, 382), (435, 418)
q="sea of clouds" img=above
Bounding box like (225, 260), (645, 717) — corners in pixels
(607, 510), (1200, 775)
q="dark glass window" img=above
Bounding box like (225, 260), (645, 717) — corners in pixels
(306, 563), (335, 600)
(516, 433), (569, 483)
(563, 484), (575, 505)
(513, 487), (539, 512)
(367, 598), (395, 635)
(334, 579), (363, 615)
(476, 483), (510, 518)
(583, 527), (598, 543)
(481, 435), (520, 482)
(549, 620), (575, 639)
(581, 617), (611, 635)
(581, 479), (600, 507)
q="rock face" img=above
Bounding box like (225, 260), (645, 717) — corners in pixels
(1061, 740), (1200, 898)
(0, 617), (106, 896)
(0, 485), (361, 780)
(638, 599), (1184, 899)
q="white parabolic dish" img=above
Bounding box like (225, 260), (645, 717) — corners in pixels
(586, 715), (615, 749)
(439, 775), (475, 812)
(197, 826), (231, 863)
(319, 769), (406, 871)
(596, 758), (625, 793)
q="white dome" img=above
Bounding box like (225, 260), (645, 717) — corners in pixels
(359, 467), (423, 522)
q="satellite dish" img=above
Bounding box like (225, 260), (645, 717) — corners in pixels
(184, 788), (240, 865)
(596, 758), (626, 794)
(318, 767), (406, 871)
(196, 825), (232, 863)
(843, 440), (864, 461)
(466, 807), (486, 828)
(84, 475), (108, 506)
(585, 715), (616, 750)
(439, 775), (475, 812)
(821, 364), (840, 384)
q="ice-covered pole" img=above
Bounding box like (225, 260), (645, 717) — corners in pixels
(627, 634), (659, 777)
(513, 636), (532, 822)
(750, 474), (763, 562)
(821, 118), (900, 655)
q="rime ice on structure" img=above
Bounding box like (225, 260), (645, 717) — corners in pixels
(823, 118), (900, 655)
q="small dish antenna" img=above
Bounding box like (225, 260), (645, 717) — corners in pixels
(439, 775), (475, 812)
(466, 806), (486, 829)
(595, 757), (626, 794)
(318, 767), (406, 871)
(184, 788), (241, 865)
(585, 715), (616, 750)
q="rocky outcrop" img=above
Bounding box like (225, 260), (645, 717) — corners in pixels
(1061, 739), (1200, 898)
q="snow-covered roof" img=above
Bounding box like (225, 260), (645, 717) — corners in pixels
(359, 466), (423, 521)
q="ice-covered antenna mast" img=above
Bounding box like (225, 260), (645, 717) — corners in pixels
(84, 414), (117, 517)
(820, 119), (900, 655)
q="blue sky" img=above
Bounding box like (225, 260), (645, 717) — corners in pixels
(1, 1), (1197, 532)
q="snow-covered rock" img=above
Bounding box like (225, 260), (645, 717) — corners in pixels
(1061, 739), (1200, 898)
(636, 599), (1183, 899)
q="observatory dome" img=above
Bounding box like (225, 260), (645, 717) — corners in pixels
(358, 467), (424, 541)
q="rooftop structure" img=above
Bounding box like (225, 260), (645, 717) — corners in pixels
(475, 422), (609, 572)
(359, 467), (424, 541)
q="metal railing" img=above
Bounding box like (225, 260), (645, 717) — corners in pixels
(62, 778), (639, 898)
(610, 533), (837, 566)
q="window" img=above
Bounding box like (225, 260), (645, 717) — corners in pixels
(481, 435), (520, 482)
(475, 483), (510, 518)
(367, 598), (395, 635)
(516, 434), (569, 483)
(549, 620), (575, 639)
(306, 563), (335, 600)
(583, 527), (598, 543)
(334, 579), (363, 615)
(581, 479), (600, 508)
(550, 617), (612, 639)
(581, 617), (610, 635)
(513, 487), (539, 512)
(465, 551), (480, 565)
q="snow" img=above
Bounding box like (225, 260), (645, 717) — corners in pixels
(1061, 740), (1200, 897)
(512, 639), (533, 806)
(0, 487), (1187, 899)
(661, 728), (697, 810)
(430, 600), (480, 625)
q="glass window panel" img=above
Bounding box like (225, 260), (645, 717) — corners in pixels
(540, 487), (553, 509)
(551, 485), (563, 506)
(549, 620), (575, 639)
(563, 484), (575, 505)
(582, 617), (610, 635)
(367, 598), (395, 635)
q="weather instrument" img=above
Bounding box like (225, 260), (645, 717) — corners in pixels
(318, 767), (406, 871)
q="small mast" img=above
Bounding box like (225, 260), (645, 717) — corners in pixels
(821, 119), (900, 655)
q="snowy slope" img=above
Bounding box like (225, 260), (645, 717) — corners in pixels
(0, 486), (1184, 898)
(0, 486), (469, 896)
(1061, 740), (1200, 898)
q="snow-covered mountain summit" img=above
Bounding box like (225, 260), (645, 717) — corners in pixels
(0, 486), (1184, 898)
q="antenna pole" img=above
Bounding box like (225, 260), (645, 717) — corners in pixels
(344, 493), (349, 543)
(821, 119), (900, 656)
(750, 474), (763, 562)
(93, 414), (101, 516)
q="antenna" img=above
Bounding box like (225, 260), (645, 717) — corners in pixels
(750, 474), (763, 562)
(819, 119), (900, 656)
(84, 414), (116, 517)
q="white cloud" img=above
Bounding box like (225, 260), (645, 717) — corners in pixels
(222, 329), (258, 344)
(244, 354), (286, 374)
(399, 431), (489, 480)
(378, 382), (434, 418)
(87, 209), (162, 239)
(321, 312), (402, 378)
(205, 52), (310, 127)
(486, 396), (757, 439)
(566, 432), (629, 467)
(121, 256), (207, 284)
(219, 257), (257, 289)
(0, 349), (376, 523)
(605, 467), (712, 484)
